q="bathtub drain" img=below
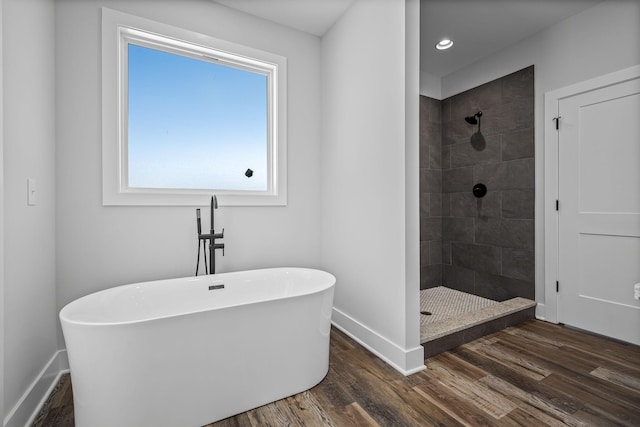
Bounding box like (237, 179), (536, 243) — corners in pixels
(209, 284), (225, 290)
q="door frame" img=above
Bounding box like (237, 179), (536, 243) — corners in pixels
(543, 64), (640, 324)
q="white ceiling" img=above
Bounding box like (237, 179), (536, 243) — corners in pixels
(421, 0), (601, 77)
(212, 0), (601, 77)
(212, 0), (355, 37)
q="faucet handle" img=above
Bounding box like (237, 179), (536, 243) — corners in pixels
(212, 242), (225, 256)
(212, 228), (224, 239)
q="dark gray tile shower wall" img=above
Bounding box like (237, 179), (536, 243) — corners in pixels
(419, 96), (443, 289)
(419, 66), (535, 301)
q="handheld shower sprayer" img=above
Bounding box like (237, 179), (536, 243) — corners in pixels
(210, 194), (218, 235)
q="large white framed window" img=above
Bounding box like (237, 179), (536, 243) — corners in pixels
(102, 8), (287, 206)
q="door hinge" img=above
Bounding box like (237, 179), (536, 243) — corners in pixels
(553, 116), (561, 130)
(556, 200), (559, 211)
(556, 281), (559, 292)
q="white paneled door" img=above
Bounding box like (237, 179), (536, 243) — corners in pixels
(558, 75), (640, 345)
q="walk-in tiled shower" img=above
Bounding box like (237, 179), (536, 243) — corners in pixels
(419, 66), (536, 353)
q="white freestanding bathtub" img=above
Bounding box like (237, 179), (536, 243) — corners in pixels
(60, 267), (335, 427)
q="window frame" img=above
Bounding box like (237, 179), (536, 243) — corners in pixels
(102, 8), (287, 206)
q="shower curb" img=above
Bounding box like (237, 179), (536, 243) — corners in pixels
(421, 297), (536, 358)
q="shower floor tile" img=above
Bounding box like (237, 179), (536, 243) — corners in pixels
(420, 286), (536, 345)
(420, 286), (498, 325)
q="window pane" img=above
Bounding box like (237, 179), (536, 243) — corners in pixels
(127, 44), (268, 191)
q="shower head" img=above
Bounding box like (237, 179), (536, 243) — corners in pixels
(465, 111), (483, 125)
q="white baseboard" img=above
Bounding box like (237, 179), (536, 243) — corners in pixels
(535, 302), (547, 321)
(535, 303), (561, 325)
(331, 307), (425, 376)
(4, 349), (69, 427)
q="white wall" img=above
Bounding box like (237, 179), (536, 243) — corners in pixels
(0, 0), (5, 420)
(55, 0), (322, 341)
(403, 0), (423, 370)
(3, 0), (58, 423)
(420, 70), (441, 100)
(320, 0), (424, 374)
(439, 0), (640, 317)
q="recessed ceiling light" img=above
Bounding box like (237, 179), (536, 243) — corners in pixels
(435, 39), (453, 50)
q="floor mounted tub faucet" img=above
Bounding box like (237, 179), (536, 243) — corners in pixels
(196, 194), (225, 275)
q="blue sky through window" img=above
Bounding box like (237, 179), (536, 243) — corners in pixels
(127, 43), (268, 191)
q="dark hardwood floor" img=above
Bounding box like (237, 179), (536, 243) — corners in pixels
(34, 320), (640, 426)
